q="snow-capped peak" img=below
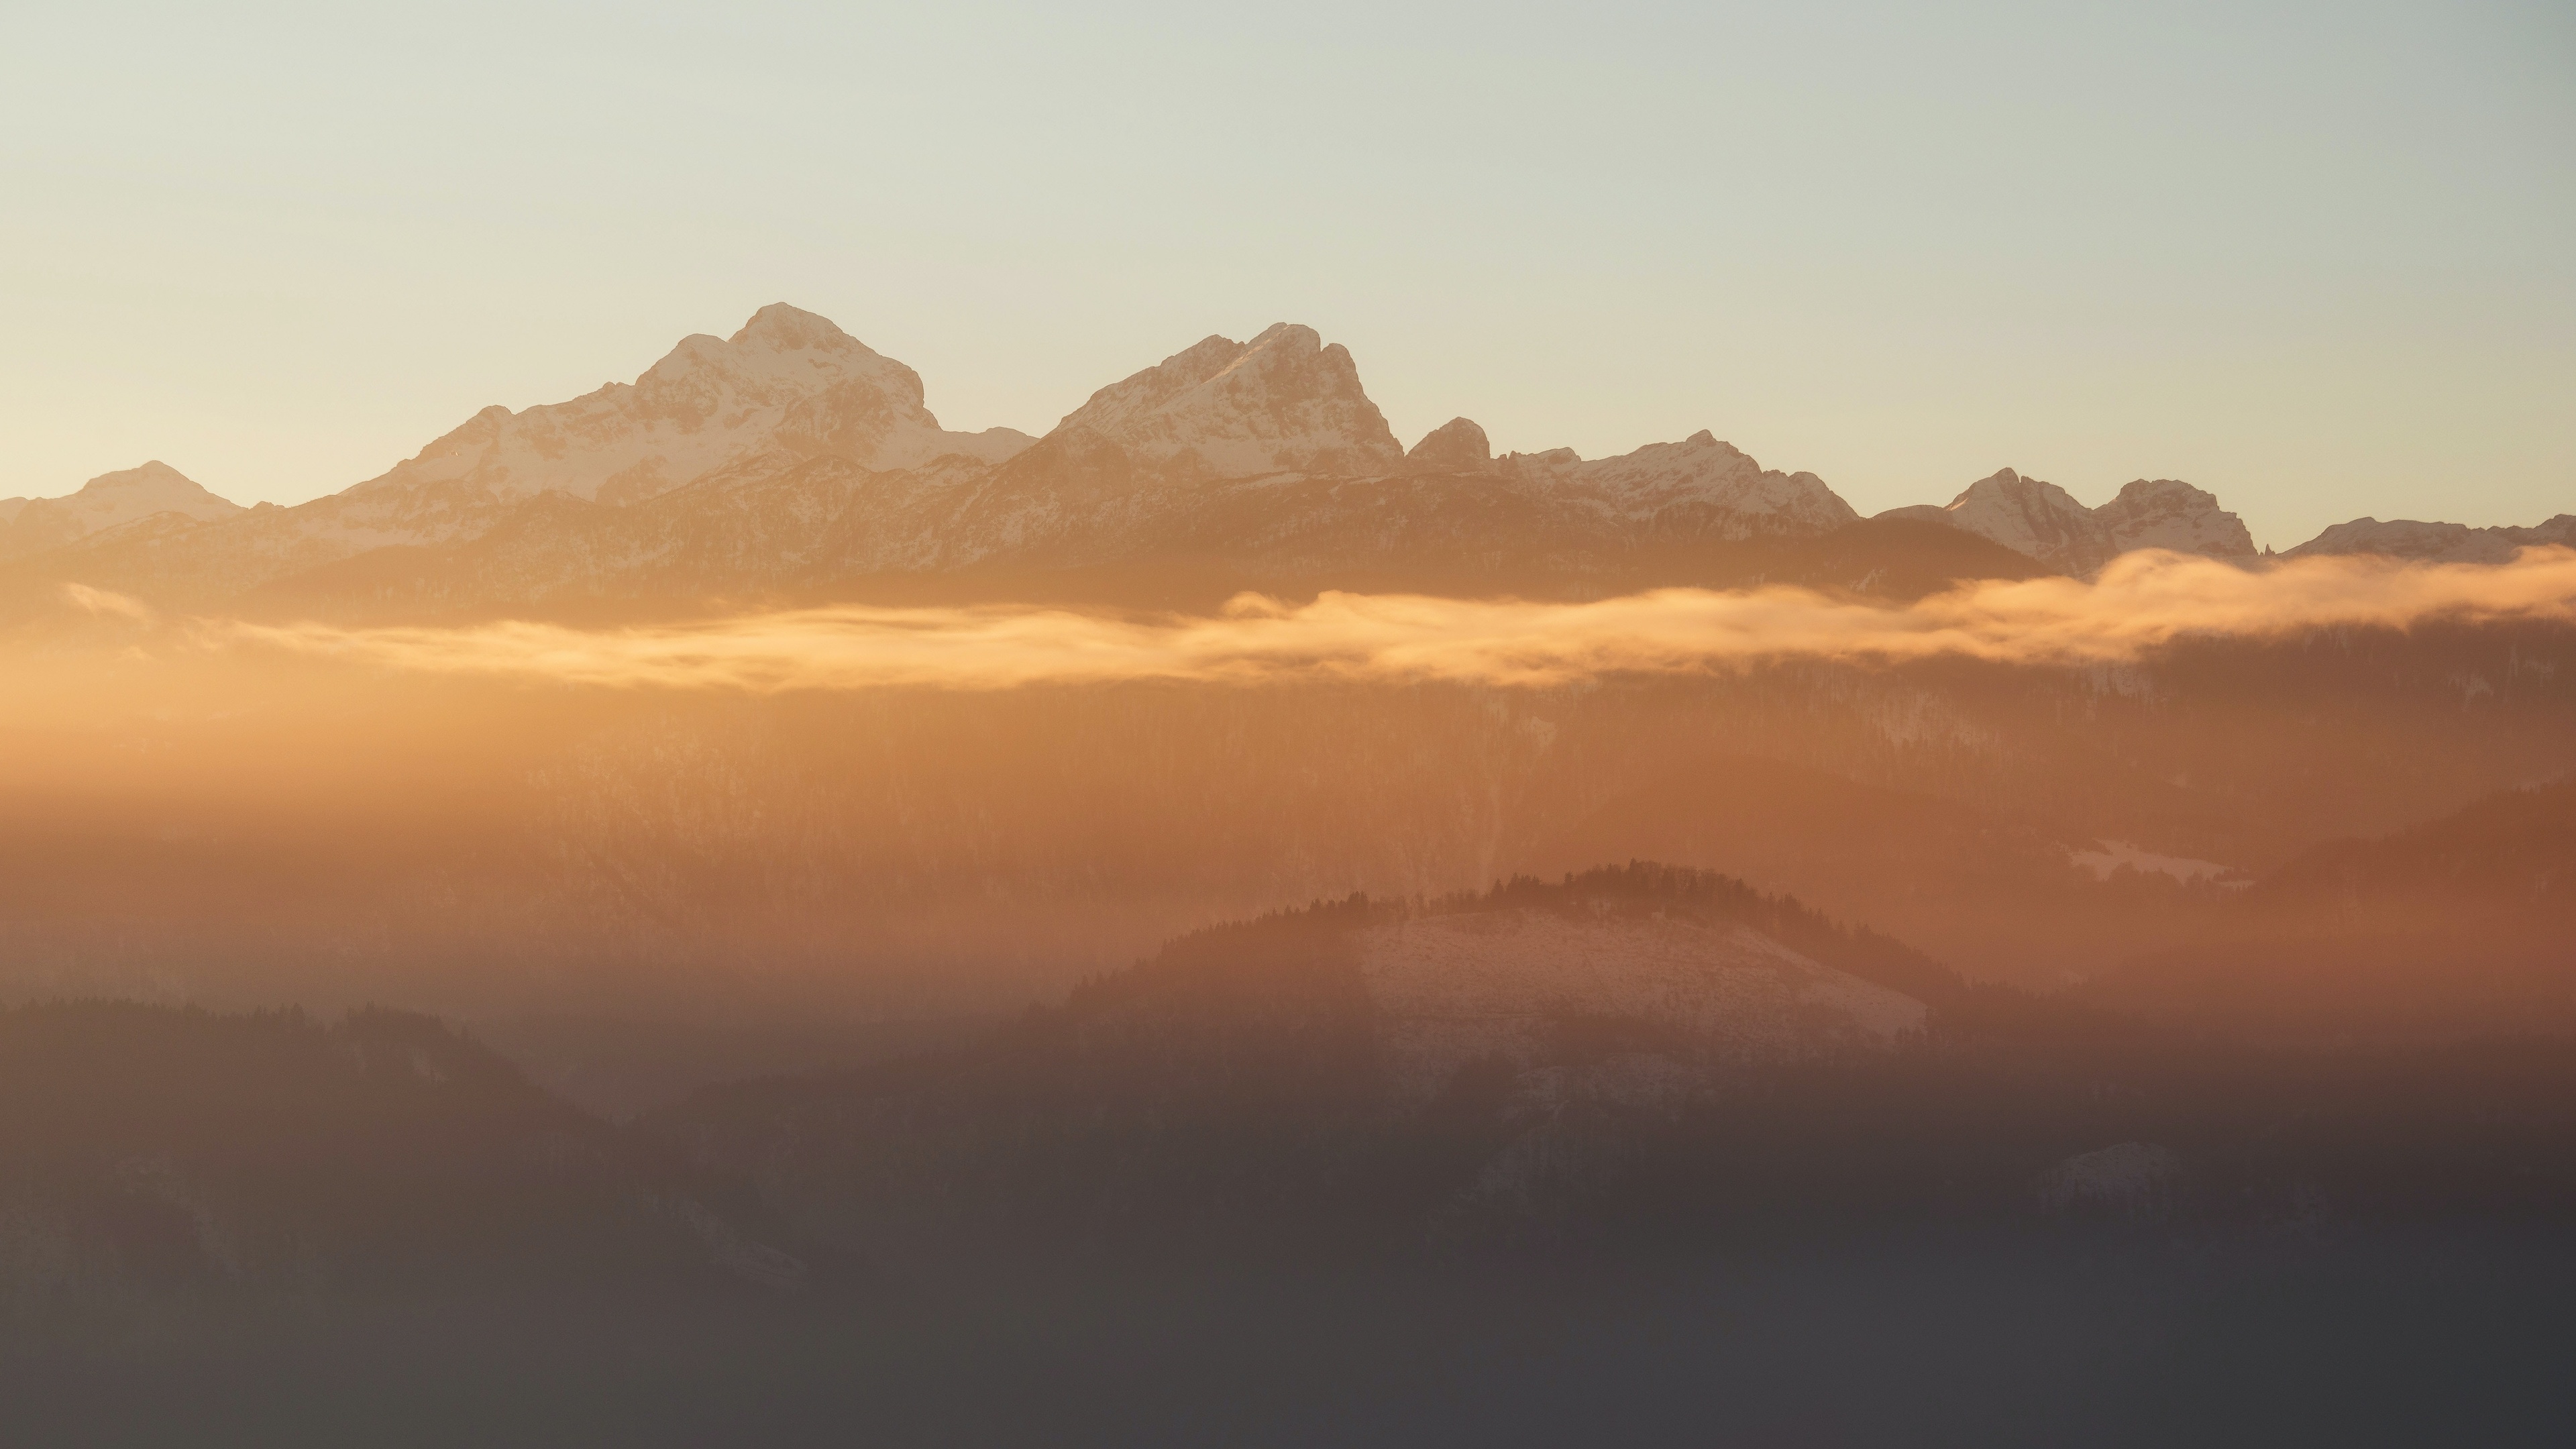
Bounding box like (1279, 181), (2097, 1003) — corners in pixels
(351, 305), (1034, 511)
(1049, 323), (1406, 479)
(1935, 469), (2112, 570)
(1876, 469), (2254, 571)
(1505, 431), (1859, 538)
(2094, 478), (2255, 559)
(0, 461), (246, 556)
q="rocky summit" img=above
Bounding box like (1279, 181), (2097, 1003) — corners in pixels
(3, 305), (2561, 622)
(1875, 468), (2257, 574)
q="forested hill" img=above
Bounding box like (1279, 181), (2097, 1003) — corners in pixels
(1081, 861), (1970, 1016)
(0, 1002), (814, 1309)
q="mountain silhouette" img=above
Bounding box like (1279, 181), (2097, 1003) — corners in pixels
(13, 305), (2553, 623)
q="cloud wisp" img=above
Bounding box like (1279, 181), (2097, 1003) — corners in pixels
(189, 547), (2576, 692)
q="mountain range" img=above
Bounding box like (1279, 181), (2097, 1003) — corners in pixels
(10, 304), (2565, 619)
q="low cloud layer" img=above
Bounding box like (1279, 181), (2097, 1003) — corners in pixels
(184, 547), (2576, 692)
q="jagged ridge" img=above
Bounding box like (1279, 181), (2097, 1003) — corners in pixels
(7, 307), (2561, 618)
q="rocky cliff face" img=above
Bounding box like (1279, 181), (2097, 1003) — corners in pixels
(2095, 478), (2257, 559)
(1050, 323), (1406, 480)
(5, 308), (1886, 616)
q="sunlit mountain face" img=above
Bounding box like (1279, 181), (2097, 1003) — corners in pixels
(6, 309), (2575, 1446)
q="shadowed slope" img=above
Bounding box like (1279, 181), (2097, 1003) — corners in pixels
(0, 1003), (816, 1310)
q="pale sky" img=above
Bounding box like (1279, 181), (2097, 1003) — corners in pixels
(3, 1), (2568, 547)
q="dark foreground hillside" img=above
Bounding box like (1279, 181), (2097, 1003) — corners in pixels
(0, 1004), (820, 1309)
(656, 867), (2576, 1260)
(8, 873), (2576, 1446)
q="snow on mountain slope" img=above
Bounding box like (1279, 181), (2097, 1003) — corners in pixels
(1505, 431), (1860, 539)
(347, 303), (1030, 513)
(1049, 323), (1405, 479)
(2094, 478), (2256, 559)
(262, 450), (991, 611)
(830, 325), (1429, 572)
(832, 425), (1859, 578)
(2, 308), (1031, 607)
(1, 462), (245, 558)
(13, 304), (2562, 623)
(1924, 470), (2114, 572)
(2287, 515), (2576, 564)
(1356, 909), (1925, 1104)
(1876, 470), (2252, 572)
(0, 312), (1976, 614)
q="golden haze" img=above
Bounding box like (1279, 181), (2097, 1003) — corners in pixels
(107, 545), (2576, 693)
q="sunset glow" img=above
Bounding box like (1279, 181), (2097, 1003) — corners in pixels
(142, 547), (2576, 690)
(7, 3), (2572, 1440)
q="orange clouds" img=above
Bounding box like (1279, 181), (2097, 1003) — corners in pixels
(177, 547), (2576, 692)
